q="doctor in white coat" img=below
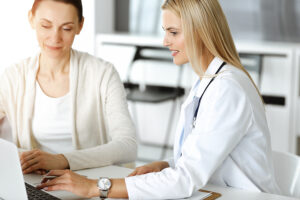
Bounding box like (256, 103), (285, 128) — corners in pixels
(37, 0), (281, 199)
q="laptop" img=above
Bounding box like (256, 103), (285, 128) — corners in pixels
(0, 138), (60, 200)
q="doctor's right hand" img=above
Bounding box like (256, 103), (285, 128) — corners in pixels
(128, 161), (169, 177)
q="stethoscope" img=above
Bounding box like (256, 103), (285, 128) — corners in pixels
(192, 62), (226, 128)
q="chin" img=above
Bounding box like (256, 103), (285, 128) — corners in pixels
(45, 51), (62, 58)
(43, 49), (68, 59)
(173, 58), (188, 66)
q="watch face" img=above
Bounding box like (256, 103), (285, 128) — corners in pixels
(98, 178), (111, 190)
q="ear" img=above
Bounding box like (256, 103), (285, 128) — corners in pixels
(28, 10), (35, 29)
(76, 17), (84, 35)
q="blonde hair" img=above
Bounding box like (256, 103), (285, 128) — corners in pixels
(162, 0), (263, 101)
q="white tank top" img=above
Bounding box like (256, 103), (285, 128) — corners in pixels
(32, 82), (73, 154)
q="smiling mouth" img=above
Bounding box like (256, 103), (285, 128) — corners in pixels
(45, 45), (62, 50)
(171, 50), (179, 56)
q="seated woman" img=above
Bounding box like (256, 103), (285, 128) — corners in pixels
(0, 0), (136, 173)
(37, 0), (281, 199)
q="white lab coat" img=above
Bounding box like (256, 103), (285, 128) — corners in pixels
(125, 57), (281, 199)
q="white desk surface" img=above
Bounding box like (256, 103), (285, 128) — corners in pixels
(24, 165), (298, 200)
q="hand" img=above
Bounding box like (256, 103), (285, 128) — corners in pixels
(20, 149), (69, 174)
(37, 170), (99, 198)
(18, 152), (47, 174)
(128, 161), (169, 176)
(34, 169), (48, 175)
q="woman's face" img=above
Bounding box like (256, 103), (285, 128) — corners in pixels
(162, 10), (188, 65)
(29, 0), (83, 59)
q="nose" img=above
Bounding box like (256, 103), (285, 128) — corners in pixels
(163, 35), (170, 47)
(51, 28), (62, 43)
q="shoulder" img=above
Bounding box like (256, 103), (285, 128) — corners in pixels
(215, 64), (257, 96)
(71, 49), (115, 74)
(207, 64), (263, 111)
(1, 55), (38, 82)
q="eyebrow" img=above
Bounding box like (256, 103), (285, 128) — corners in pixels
(162, 26), (180, 31)
(40, 18), (75, 25)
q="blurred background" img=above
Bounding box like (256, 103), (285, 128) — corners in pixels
(1, 0), (300, 166)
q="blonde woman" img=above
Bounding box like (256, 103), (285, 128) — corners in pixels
(37, 0), (281, 199)
(0, 0), (136, 174)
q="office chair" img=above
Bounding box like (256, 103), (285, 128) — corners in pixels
(272, 150), (300, 198)
(124, 46), (185, 161)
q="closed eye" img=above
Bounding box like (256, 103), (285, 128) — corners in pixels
(63, 28), (72, 31)
(42, 25), (51, 29)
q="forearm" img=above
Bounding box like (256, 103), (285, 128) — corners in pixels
(89, 178), (128, 199)
(64, 139), (137, 170)
(57, 154), (69, 169)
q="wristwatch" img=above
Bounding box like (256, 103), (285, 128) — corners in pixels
(97, 177), (112, 199)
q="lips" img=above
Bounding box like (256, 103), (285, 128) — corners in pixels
(45, 45), (62, 50)
(171, 50), (179, 57)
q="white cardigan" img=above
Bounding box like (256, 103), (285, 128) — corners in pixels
(0, 49), (137, 170)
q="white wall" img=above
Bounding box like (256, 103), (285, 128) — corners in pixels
(95, 0), (115, 34)
(73, 0), (95, 55)
(0, 1), (37, 74)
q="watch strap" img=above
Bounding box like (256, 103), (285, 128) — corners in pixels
(100, 190), (108, 199)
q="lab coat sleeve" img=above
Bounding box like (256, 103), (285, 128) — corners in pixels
(125, 78), (254, 199)
(164, 157), (175, 168)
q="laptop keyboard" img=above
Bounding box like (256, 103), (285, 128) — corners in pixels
(25, 183), (61, 200)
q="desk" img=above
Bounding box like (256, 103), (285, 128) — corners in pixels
(24, 165), (298, 200)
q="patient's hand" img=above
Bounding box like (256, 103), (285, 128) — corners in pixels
(128, 161), (169, 177)
(20, 149), (69, 174)
(34, 169), (48, 175)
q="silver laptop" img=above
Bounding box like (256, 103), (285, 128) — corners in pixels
(0, 138), (60, 200)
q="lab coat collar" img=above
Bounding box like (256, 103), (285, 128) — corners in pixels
(181, 57), (225, 109)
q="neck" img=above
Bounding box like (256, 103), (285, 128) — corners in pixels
(38, 53), (71, 79)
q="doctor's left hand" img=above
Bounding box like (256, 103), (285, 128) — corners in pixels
(20, 149), (69, 174)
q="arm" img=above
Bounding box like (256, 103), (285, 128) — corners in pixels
(37, 170), (128, 198)
(63, 66), (137, 170)
(37, 161), (169, 198)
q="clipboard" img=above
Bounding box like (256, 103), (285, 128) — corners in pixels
(199, 189), (222, 200)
